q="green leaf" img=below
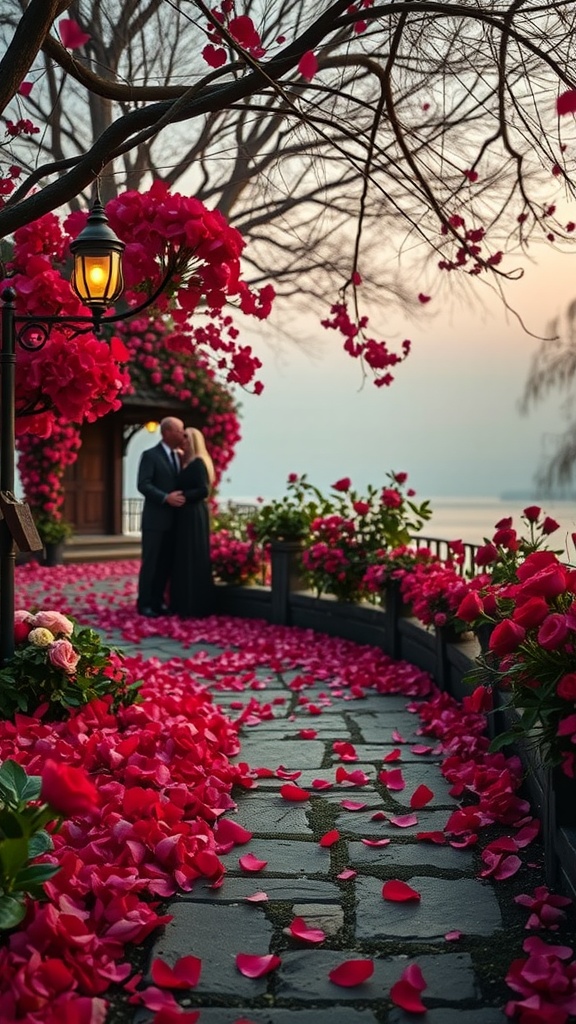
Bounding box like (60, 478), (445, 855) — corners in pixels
(0, 808), (26, 839)
(28, 829), (54, 858)
(0, 893), (26, 930)
(14, 862), (60, 889)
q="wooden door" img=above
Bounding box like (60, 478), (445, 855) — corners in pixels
(63, 417), (122, 534)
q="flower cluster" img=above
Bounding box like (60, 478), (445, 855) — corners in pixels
(210, 529), (263, 585)
(473, 506), (563, 585)
(262, 471), (432, 602)
(17, 418), (81, 542)
(3, 181), (273, 441)
(362, 545), (440, 593)
(400, 550), (470, 632)
(0, 609), (139, 719)
(465, 549), (576, 776)
(117, 316), (241, 485)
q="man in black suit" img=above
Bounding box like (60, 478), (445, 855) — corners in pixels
(137, 417), (186, 616)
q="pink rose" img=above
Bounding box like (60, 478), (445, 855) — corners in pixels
(489, 619), (526, 656)
(48, 638), (80, 674)
(33, 610), (74, 635)
(537, 614), (569, 651)
(40, 760), (100, 817)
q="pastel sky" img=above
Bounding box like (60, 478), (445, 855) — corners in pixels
(125, 239), (576, 503)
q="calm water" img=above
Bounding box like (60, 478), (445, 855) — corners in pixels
(226, 495), (576, 559)
(422, 496), (576, 558)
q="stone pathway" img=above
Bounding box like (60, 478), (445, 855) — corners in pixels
(111, 632), (510, 1024)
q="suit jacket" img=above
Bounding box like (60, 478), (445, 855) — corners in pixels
(137, 443), (179, 531)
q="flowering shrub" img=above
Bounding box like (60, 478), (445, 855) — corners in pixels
(251, 472), (432, 602)
(362, 545), (441, 595)
(0, 609), (139, 720)
(17, 419), (80, 542)
(116, 315), (241, 486)
(0, 757), (99, 930)
(210, 530), (263, 585)
(400, 552), (471, 632)
(464, 550), (576, 775)
(473, 506), (563, 586)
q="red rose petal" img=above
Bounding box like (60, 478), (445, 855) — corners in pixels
(214, 819), (253, 846)
(59, 18), (91, 48)
(370, 811), (387, 821)
(329, 959), (374, 987)
(239, 853), (268, 872)
(299, 729), (317, 739)
(383, 748), (402, 762)
(379, 768), (405, 790)
(298, 50), (318, 80)
(151, 955), (202, 989)
(288, 916), (326, 944)
(410, 784), (434, 809)
(319, 829), (340, 847)
(558, 90), (576, 115)
(312, 778), (333, 790)
(416, 831), (446, 844)
(382, 880), (421, 902)
(235, 953), (281, 978)
(276, 767), (302, 780)
(390, 963), (427, 1013)
(280, 784), (310, 801)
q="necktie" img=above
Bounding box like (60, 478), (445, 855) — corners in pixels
(171, 451), (178, 472)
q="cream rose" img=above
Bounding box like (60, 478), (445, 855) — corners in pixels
(48, 639), (80, 674)
(28, 627), (55, 648)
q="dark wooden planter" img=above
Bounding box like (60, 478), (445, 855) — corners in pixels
(42, 541), (66, 567)
(269, 539), (306, 626)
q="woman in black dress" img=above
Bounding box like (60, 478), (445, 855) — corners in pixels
(171, 428), (215, 617)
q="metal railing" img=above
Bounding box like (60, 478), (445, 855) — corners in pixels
(122, 498), (481, 573)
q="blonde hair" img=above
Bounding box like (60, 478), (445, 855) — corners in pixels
(185, 427), (215, 488)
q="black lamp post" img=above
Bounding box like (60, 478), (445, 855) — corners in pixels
(0, 197), (126, 665)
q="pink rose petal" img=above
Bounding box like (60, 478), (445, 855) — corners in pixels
(236, 953), (281, 978)
(329, 959), (374, 987)
(312, 778), (333, 790)
(337, 868), (357, 880)
(288, 916), (326, 944)
(340, 800), (366, 811)
(59, 18), (91, 48)
(298, 51), (318, 80)
(361, 838), (390, 847)
(244, 892), (268, 903)
(390, 963), (427, 1013)
(389, 813), (418, 828)
(214, 819), (253, 846)
(239, 853), (268, 873)
(445, 931), (462, 941)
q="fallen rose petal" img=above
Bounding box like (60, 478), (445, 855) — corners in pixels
(370, 811), (387, 821)
(340, 800), (366, 811)
(329, 959), (374, 987)
(244, 892), (268, 903)
(319, 829), (340, 847)
(361, 838), (390, 847)
(390, 964), (427, 1013)
(337, 868), (357, 880)
(288, 916), (326, 944)
(214, 819), (253, 846)
(411, 744), (434, 755)
(280, 784), (310, 801)
(410, 784), (434, 809)
(382, 880), (421, 902)
(445, 931), (462, 941)
(299, 729), (317, 739)
(383, 748), (402, 762)
(151, 955), (202, 989)
(152, 1007), (200, 1023)
(416, 831), (446, 844)
(379, 768), (405, 790)
(276, 767), (302, 780)
(239, 853), (268, 872)
(389, 813), (418, 828)
(312, 778), (333, 790)
(236, 953), (281, 978)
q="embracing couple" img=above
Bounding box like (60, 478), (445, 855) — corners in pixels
(136, 416), (214, 619)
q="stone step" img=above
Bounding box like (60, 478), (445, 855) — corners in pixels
(64, 534), (141, 564)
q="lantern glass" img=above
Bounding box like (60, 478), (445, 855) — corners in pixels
(72, 250), (124, 307)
